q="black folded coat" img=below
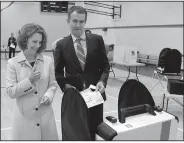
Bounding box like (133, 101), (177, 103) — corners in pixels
(61, 88), (92, 141)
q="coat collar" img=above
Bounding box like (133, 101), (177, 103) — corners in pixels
(16, 51), (44, 63)
(71, 32), (86, 43)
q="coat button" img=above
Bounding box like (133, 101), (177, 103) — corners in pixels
(37, 123), (40, 126)
(35, 108), (38, 111)
(34, 91), (37, 94)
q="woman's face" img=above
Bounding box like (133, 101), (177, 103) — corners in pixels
(27, 33), (42, 53)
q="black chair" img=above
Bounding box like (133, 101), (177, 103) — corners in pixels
(157, 48), (171, 69)
(150, 48), (183, 111)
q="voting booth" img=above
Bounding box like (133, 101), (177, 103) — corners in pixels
(122, 46), (138, 64)
(96, 80), (178, 140)
(114, 46), (137, 64)
(61, 81), (178, 141)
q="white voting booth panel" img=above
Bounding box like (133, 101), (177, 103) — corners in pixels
(114, 46), (138, 64)
(96, 111), (178, 140)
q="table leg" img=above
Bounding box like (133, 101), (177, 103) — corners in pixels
(5, 49), (7, 59)
(110, 63), (115, 77)
(136, 66), (139, 81)
(126, 66), (130, 81)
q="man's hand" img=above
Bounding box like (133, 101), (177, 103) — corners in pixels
(95, 81), (105, 93)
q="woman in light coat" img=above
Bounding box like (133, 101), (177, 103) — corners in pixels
(6, 23), (59, 140)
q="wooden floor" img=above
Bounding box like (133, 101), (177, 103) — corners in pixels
(1, 52), (183, 140)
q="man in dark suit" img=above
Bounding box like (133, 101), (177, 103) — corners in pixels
(54, 6), (110, 140)
(8, 33), (17, 59)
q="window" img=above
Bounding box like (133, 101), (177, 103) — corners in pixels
(41, 1), (68, 13)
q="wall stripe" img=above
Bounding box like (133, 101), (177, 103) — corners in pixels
(87, 24), (183, 30)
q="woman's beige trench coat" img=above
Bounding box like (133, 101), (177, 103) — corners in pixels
(6, 51), (59, 140)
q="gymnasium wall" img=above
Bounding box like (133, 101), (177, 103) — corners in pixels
(1, 1), (183, 57)
(1, 2), (71, 51)
(1, 1), (113, 51)
(88, 2), (183, 57)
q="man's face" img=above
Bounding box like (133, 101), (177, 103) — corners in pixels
(67, 11), (86, 38)
(11, 33), (14, 37)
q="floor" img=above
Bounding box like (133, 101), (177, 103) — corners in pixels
(1, 52), (183, 140)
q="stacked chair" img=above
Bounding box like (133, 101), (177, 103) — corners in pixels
(150, 48), (183, 111)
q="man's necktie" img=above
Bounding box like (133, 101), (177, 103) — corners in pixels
(76, 38), (86, 70)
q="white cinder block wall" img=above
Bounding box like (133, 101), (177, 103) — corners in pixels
(1, 2), (70, 51)
(88, 2), (183, 57)
(1, 2), (183, 57)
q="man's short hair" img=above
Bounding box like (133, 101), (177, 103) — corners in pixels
(85, 29), (91, 34)
(67, 6), (87, 22)
(109, 44), (114, 49)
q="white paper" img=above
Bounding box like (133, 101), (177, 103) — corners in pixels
(80, 86), (104, 108)
(10, 43), (15, 48)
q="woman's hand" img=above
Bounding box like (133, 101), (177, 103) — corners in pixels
(29, 66), (41, 84)
(40, 96), (51, 106)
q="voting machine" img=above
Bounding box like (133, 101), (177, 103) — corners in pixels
(96, 107), (178, 140)
(96, 79), (178, 140)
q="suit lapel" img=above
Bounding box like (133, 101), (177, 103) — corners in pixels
(85, 33), (93, 70)
(66, 35), (83, 72)
(16, 51), (32, 69)
(65, 34), (93, 72)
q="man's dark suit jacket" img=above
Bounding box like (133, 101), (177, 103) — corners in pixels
(54, 33), (110, 140)
(54, 33), (110, 100)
